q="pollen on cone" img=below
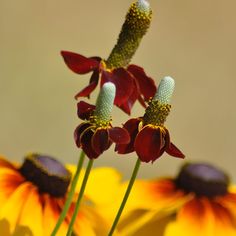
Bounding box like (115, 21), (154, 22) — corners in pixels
(153, 76), (175, 104)
(94, 82), (116, 122)
(136, 0), (150, 14)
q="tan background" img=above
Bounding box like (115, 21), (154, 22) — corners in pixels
(0, 0), (235, 181)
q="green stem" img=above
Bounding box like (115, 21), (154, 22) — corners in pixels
(50, 151), (85, 236)
(66, 159), (94, 236)
(107, 158), (141, 236)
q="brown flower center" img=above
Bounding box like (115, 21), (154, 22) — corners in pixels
(19, 153), (71, 197)
(175, 163), (229, 198)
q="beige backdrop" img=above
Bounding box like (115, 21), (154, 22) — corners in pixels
(0, 0), (235, 181)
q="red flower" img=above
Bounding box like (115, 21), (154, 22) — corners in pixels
(116, 118), (185, 163)
(74, 101), (130, 159)
(61, 51), (156, 115)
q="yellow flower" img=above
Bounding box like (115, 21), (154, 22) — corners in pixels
(118, 163), (236, 236)
(0, 154), (108, 236)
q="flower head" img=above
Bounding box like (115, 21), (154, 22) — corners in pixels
(116, 76), (185, 163)
(74, 82), (130, 159)
(61, 0), (156, 114)
(0, 154), (108, 236)
(117, 162), (236, 236)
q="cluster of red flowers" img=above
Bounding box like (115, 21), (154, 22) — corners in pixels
(61, 0), (185, 163)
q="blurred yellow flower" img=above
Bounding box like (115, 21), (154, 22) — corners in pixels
(118, 163), (236, 236)
(0, 154), (108, 236)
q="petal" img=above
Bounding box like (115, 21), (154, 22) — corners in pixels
(109, 127), (130, 144)
(80, 129), (100, 159)
(92, 129), (110, 155)
(75, 69), (100, 98)
(123, 178), (187, 212)
(101, 68), (134, 106)
(134, 126), (163, 163)
(77, 101), (96, 120)
(43, 195), (68, 236)
(18, 186), (43, 236)
(115, 118), (141, 154)
(74, 123), (92, 147)
(117, 87), (139, 115)
(0, 168), (25, 204)
(0, 182), (33, 233)
(61, 51), (100, 74)
(166, 142), (185, 158)
(0, 157), (17, 169)
(216, 193), (236, 217)
(128, 64), (156, 101)
(165, 198), (236, 236)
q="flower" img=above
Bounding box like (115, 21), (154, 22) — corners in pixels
(117, 162), (236, 236)
(74, 82), (130, 159)
(61, 0), (156, 114)
(0, 154), (108, 236)
(116, 76), (185, 162)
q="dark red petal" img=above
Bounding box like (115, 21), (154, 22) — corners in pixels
(128, 64), (156, 101)
(61, 51), (100, 74)
(74, 69), (100, 98)
(134, 126), (164, 163)
(77, 101), (96, 120)
(166, 142), (185, 158)
(80, 129), (100, 159)
(101, 68), (134, 106)
(117, 78), (139, 115)
(115, 118), (141, 154)
(92, 129), (111, 155)
(164, 129), (171, 149)
(109, 127), (130, 144)
(74, 123), (92, 148)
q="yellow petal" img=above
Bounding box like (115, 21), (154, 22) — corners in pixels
(43, 195), (68, 236)
(67, 166), (123, 220)
(0, 182), (32, 233)
(0, 157), (17, 169)
(0, 168), (24, 203)
(165, 198), (236, 236)
(118, 210), (175, 236)
(123, 178), (187, 213)
(18, 186), (43, 236)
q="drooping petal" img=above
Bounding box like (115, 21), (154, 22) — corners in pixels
(18, 186), (43, 236)
(101, 68), (134, 107)
(128, 64), (156, 101)
(116, 118), (141, 154)
(166, 142), (185, 158)
(216, 193), (236, 218)
(0, 168), (24, 203)
(0, 182), (33, 232)
(75, 69), (100, 98)
(74, 123), (92, 148)
(92, 129), (110, 155)
(77, 101), (96, 120)
(61, 51), (100, 74)
(134, 126), (163, 162)
(117, 78), (139, 114)
(165, 198), (236, 236)
(80, 129), (100, 159)
(109, 127), (130, 144)
(0, 157), (17, 169)
(43, 195), (68, 236)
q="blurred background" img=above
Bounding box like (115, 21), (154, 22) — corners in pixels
(0, 0), (236, 180)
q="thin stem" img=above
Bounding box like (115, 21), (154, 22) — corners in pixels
(50, 151), (85, 236)
(108, 158), (141, 236)
(66, 159), (94, 236)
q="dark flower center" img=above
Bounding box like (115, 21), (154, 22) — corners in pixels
(175, 163), (230, 198)
(19, 153), (71, 197)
